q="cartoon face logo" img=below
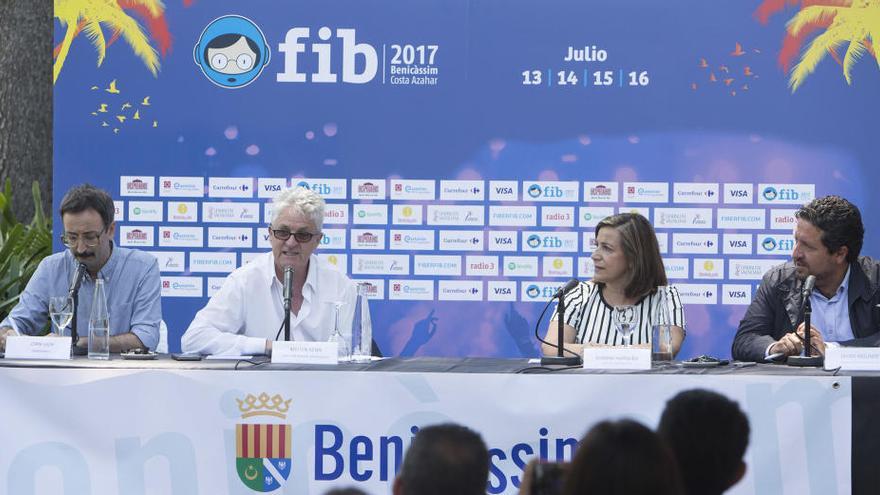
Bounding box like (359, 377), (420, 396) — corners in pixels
(194, 15), (270, 88)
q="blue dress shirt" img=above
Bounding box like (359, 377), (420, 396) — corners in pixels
(0, 245), (162, 350)
(810, 267), (855, 343)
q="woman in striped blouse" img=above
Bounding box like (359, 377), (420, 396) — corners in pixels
(542, 213), (686, 357)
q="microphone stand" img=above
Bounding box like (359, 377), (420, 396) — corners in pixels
(788, 290), (823, 367)
(541, 290), (582, 366)
(70, 265), (88, 356)
(283, 267), (293, 341)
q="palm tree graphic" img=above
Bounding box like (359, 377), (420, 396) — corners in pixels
(782, 0), (880, 92)
(53, 0), (170, 84)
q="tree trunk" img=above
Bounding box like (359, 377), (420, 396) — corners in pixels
(0, 0), (53, 224)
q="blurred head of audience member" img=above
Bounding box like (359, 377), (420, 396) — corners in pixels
(658, 389), (750, 495)
(562, 419), (683, 495)
(323, 488), (368, 495)
(593, 213), (667, 299)
(393, 423), (489, 495)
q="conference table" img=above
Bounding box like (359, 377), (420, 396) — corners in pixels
(0, 356), (875, 495)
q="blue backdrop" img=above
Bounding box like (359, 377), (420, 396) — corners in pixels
(53, 0), (880, 358)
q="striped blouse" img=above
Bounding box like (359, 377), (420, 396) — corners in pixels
(556, 282), (686, 346)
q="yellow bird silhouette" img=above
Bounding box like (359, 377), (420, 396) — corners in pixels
(106, 79), (120, 94)
(116, 115), (126, 123)
(709, 72), (717, 82)
(90, 86), (99, 90)
(152, 120), (158, 127)
(101, 121), (109, 127)
(731, 42), (745, 57)
(133, 110), (141, 120)
(97, 104), (108, 113)
(744, 66), (754, 77)
(699, 58), (708, 68)
(121, 102), (132, 110)
(141, 96), (151, 106)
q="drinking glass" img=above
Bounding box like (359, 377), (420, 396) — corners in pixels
(613, 305), (638, 347)
(49, 296), (74, 336)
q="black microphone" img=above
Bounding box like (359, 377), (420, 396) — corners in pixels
(554, 278), (580, 299)
(282, 266), (294, 341)
(788, 274), (823, 367)
(801, 275), (816, 298)
(69, 263), (88, 354)
(68, 262), (87, 296)
(540, 278), (582, 366)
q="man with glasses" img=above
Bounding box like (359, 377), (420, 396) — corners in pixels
(181, 186), (357, 356)
(0, 184), (161, 352)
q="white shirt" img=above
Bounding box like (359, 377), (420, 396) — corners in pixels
(181, 252), (357, 355)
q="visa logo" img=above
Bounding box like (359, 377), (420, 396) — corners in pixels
(494, 237), (513, 245)
(493, 287), (512, 295)
(263, 184), (282, 192)
(728, 240), (748, 248)
(494, 187), (513, 194)
(730, 190), (749, 197)
(728, 290), (747, 298)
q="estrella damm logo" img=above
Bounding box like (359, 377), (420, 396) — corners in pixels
(234, 393), (293, 492)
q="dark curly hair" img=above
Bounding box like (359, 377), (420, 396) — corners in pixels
(795, 195), (863, 263)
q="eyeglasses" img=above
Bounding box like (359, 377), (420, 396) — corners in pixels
(61, 228), (106, 248)
(269, 229), (321, 243)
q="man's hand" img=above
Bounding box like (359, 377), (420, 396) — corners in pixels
(0, 327), (17, 351)
(770, 332), (803, 357)
(795, 323), (826, 356)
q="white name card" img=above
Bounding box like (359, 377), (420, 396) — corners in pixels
(583, 347), (651, 370)
(271, 341), (338, 365)
(824, 346), (880, 371)
(5, 336), (72, 360)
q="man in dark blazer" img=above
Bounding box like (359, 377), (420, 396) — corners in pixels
(732, 196), (880, 362)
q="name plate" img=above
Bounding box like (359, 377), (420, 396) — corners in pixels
(5, 336), (72, 360)
(824, 346), (880, 371)
(271, 341), (338, 365)
(583, 347), (651, 370)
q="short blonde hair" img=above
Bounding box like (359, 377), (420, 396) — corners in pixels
(270, 186), (325, 231)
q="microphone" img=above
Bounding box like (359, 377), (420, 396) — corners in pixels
(539, 279), (582, 366)
(554, 278), (580, 299)
(282, 266), (294, 341)
(68, 263), (88, 355)
(68, 262), (87, 296)
(801, 275), (816, 298)
(788, 274), (823, 367)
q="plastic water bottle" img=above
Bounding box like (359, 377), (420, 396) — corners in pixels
(88, 278), (110, 360)
(350, 283), (373, 363)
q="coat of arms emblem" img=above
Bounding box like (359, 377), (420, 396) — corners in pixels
(235, 393), (292, 491)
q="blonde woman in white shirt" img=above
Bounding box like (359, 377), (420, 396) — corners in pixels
(542, 213), (686, 357)
(182, 186), (357, 356)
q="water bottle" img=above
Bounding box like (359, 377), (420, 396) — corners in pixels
(88, 278), (110, 360)
(350, 283), (373, 363)
(651, 286), (673, 363)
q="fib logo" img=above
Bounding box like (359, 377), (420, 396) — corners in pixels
(234, 393), (293, 492)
